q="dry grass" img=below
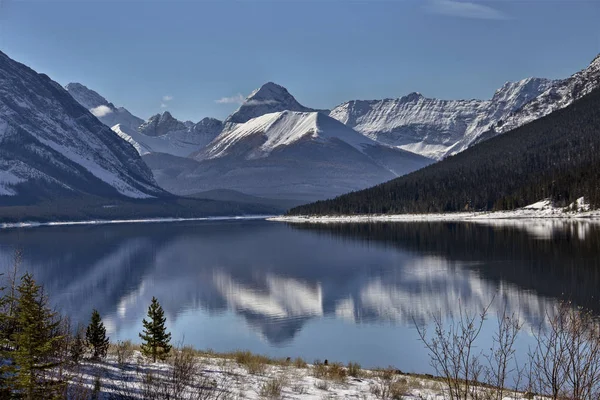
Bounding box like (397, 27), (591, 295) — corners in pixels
(258, 376), (286, 399)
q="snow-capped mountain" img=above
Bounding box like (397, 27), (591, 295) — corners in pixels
(225, 82), (325, 124)
(148, 108), (432, 200)
(65, 82), (144, 132)
(0, 51), (164, 201)
(329, 78), (556, 160)
(488, 54), (600, 138)
(113, 115), (223, 157)
(138, 111), (188, 136)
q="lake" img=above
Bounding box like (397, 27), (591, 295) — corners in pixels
(0, 219), (598, 375)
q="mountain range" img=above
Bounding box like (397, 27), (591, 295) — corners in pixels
(1, 48), (599, 219)
(64, 53), (600, 203)
(289, 76), (600, 215)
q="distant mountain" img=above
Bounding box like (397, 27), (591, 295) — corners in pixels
(329, 78), (556, 159)
(65, 82), (144, 131)
(114, 113), (223, 157)
(147, 108), (432, 200)
(225, 82), (326, 124)
(289, 85), (600, 215)
(0, 51), (165, 204)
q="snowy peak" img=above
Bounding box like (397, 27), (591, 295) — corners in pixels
(494, 53), (600, 135)
(193, 117), (223, 135)
(203, 111), (378, 161)
(65, 82), (144, 131)
(114, 114), (223, 157)
(491, 78), (555, 109)
(225, 82), (316, 124)
(65, 82), (109, 109)
(139, 111), (188, 137)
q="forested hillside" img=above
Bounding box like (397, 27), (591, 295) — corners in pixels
(288, 87), (600, 215)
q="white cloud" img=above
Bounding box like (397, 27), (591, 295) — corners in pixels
(160, 103), (168, 108)
(426, 0), (508, 20)
(246, 99), (279, 106)
(215, 94), (245, 105)
(89, 105), (113, 118)
(162, 95), (174, 102)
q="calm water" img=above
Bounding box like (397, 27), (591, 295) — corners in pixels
(0, 219), (599, 374)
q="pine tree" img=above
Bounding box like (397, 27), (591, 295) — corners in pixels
(86, 309), (109, 360)
(139, 297), (172, 362)
(11, 273), (64, 399)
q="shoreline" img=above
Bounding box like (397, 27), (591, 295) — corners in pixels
(0, 214), (274, 230)
(269, 209), (600, 224)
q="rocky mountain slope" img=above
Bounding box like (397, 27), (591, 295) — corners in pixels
(0, 51), (166, 203)
(329, 78), (556, 159)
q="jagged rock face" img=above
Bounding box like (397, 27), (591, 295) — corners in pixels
(138, 111), (188, 137)
(329, 78), (556, 160)
(0, 51), (164, 201)
(65, 82), (144, 131)
(225, 82), (319, 124)
(492, 54), (600, 136)
(112, 115), (223, 158)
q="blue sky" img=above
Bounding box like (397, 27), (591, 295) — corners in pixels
(0, 0), (598, 122)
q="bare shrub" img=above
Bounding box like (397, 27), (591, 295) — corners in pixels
(370, 369), (409, 400)
(415, 300), (491, 400)
(293, 357), (307, 369)
(530, 301), (600, 400)
(258, 376), (285, 399)
(483, 309), (523, 400)
(115, 340), (135, 367)
(347, 361), (362, 378)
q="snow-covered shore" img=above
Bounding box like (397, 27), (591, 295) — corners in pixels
(0, 215), (273, 230)
(269, 199), (600, 224)
(71, 350), (533, 400)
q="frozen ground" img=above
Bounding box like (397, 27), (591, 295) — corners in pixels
(68, 350), (536, 400)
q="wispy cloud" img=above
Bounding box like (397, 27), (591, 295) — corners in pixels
(215, 94), (245, 105)
(162, 95), (174, 102)
(426, 0), (508, 20)
(90, 105), (113, 117)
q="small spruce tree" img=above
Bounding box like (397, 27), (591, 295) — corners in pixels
(11, 273), (64, 399)
(70, 325), (87, 364)
(139, 297), (172, 362)
(86, 309), (109, 360)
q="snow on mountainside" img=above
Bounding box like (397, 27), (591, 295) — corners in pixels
(329, 78), (556, 159)
(65, 82), (144, 132)
(0, 51), (164, 201)
(225, 82), (326, 124)
(148, 109), (432, 200)
(490, 54), (600, 137)
(113, 116), (222, 157)
(202, 111), (378, 160)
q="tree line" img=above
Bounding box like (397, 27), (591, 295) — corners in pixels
(289, 86), (600, 216)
